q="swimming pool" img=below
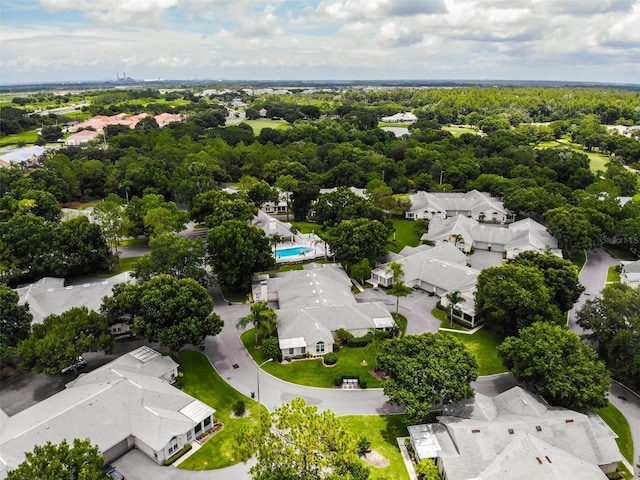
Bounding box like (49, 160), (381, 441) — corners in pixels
(275, 246), (313, 258)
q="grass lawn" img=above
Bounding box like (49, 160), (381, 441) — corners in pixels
(442, 125), (477, 136)
(118, 238), (148, 248)
(0, 131), (38, 147)
(241, 330), (383, 388)
(387, 219), (421, 254)
(434, 308), (469, 332)
(290, 220), (323, 235)
(540, 137), (610, 173)
(98, 256), (140, 277)
(238, 119), (288, 135)
(378, 122), (412, 128)
(340, 415), (410, 480)
(177, 350), (258, 470)
(596, 402), (634, 463)
(607, 265), (620, 283)
(604, 244), (637, 261)
(569, 249), (587, 270)
(440, 329), (506, 376)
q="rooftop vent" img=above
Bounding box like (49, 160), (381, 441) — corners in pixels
(565, 419), (574, 424)
(545, 456), (552, 464)
(471, 429), (481, 433)
(536, 426), (542, 432)
(536, 457), (543, 465)
(508, 429), (514, 434)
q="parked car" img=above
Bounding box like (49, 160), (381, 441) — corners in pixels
(104, 465), (125, 480)
(60, 356), (87, 375)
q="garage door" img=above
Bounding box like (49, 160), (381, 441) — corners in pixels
(103, 439), (131, 463)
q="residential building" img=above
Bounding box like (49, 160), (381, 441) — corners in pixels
(0, 347), (215, 478)
(380, 112), (418, 123)
(253, 263), (395, 359)
(251, 210), (296, 242)
(65, 129), (101, 145)
(423, 215), (561, 259)
(620, 259), (640, 287)
(408, 387), (621, 480)
(0, 146), (47, 167)
(405, 190), (515, 224)
(370, 244), (480, 327)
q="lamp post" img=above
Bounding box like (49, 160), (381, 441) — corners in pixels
(257, 358), (273, 423)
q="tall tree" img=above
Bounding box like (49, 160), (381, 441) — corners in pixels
(132, 233), (208, 285)
(190, 190), (257, 228)
(0, 285), (32, 361)
(237, 301), (278, 347)
(326, 218), (391, 266)
(105, 275), (223, 352)
(237, 397), (368, 480)
(498, 322), (610, 411)
(18, 307), (113, 375)
(378, 333), (478, 423)
(91, 194), (128, 253)
(544, 206), (602, 258)
(207, 220), (275, 291)
(475, 264), (562, 337)
(386, 261), (412, 315)
(57, 215), (114, 276)
(577, 283), (640, 391)
(7, 438), (110, 480)
(445, 290), (465, 327)
(274, 175), (298, 221)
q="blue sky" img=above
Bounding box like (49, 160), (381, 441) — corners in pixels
(1, 0), (639, 84)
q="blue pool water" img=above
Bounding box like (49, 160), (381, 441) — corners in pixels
(275, 246), (313, 258)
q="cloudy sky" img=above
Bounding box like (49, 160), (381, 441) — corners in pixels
(1, 0), (639, 85)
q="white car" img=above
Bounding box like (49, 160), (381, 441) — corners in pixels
(60, 356), (87, 375)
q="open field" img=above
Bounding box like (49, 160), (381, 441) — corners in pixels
(238, 119), (289, 134)
(536, 137), (610, 172)
(0, 131), (38, 147)
(440, 329), (506, 376)
(443, 125), (477, 136)
(387, 219), (421, 253)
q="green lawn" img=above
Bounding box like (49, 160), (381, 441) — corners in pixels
(537, 137), (610, 172)
(290, 221), (323, 235)
(238, 119), (289, 135)
(442, 125), (477, 136)
(433, 308), (469, 332)
(387, 219), (421, 253)
(569, 250), (587, 270)
(118, 238), (148, 248)
(98, 256), (140, 277)
(605, 245), (637, 261)
(607, 265), (620, 283)
(177, 350), (259, 470)
(440, 329), (506, 376)
(340, 415), (410, 480)
(0, 131), (38, 147)
(378, 122), (412, 128)
(241, 330), (383, 388)
(596, 403), (634, 464)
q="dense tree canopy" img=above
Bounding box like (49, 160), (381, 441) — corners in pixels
(102, 275), (222, 351)
(326, 218), (391, 266)
(7, 438), (109, 480)
(475, 264), (563, 337)
(0, 285), (32, 361)
(577, 283), (640, 391)
(207, 220), (275, 291)
(378, 333), (478, 423)
(237, 397), (368, 480)
(499, 322), (610, 411)
(190, 190), (257, 227)
(18, 307), (113, 375)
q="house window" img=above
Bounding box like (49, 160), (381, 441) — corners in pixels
(289, 348), (294, 355)
(195, 423), (202, 434)
(168, 437), (179, 454)
(316, 342), (325, 354)
(301, 346), (306, 354)
(204, 416), (212, 427)
(187, 430), (193, 442)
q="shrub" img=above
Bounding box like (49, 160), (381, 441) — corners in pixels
(261, 336), (282, 362)
(359, 378), (367, 389)
(232, 400), (246, 417)
(163, 444), (192, 465)
(347, 335), (371, 347)
(323, 352), (338, 365)
(333, 375), (343, 387)
(357, 436), (371, 457)
(334, 328), (353, 345)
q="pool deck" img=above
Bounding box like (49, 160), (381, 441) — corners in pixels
(273, 233), (331, 263)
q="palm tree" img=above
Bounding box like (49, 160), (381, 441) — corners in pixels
(270, 233), (284, 258)
(450, 233), (464, 248)
(365, 328), (388, 372)
(386, 262), (412, 315)
(445, 290), (465, 327)
(237, 301), (278, 347)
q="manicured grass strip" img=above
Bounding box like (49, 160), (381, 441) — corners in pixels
(442, 125), (477, 136)
(236, 119), (288, 134)
(387, 219), (420, 254)
(118, 238), (148, 247)
(440, 329), (506, 376)
(433, 308), (469, 332)
(340, 414), (410, 480)
(569, 250), (586, 270)
(0, 131), (38, 147)
(378, 122), (412, 128)
(596, 403), (634, 463)
(241, 330), (382, 388)
(290, 221), (323, 235)
(605, 245), (637, 261)
(607, 265), (620, 283)
(177, 350), (258, 470)
(98, 256), (140, 277)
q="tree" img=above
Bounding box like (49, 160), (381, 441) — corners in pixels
(498, 322), (610, 411)
(415, 458), (440, 480)
(0, 285), (32, 361)
(509, 251), (584, 312)
(326, 218), (391, 266)
(139, 194), (189, 238)
(445, 290), (465, 327)
(133, 233), (208, 285)
(269, 232), (284, 259)
(544, 206), (601, 258)
(290, 181), (320, 222)
(57, 216), (114, 276)
(106, 275), (222, 352)
(18, 189), (61, 223)
(92, 194), (127, 253)
(386, 261), (412, 315)
(274, 175), (298, 221)
(577, 283), (640, 391)
(18, 307), (113, 375)
(207, 220), (275, 291)
(240, 177), (279, 208)
(350, 258), (371, 285)
(365, 328), (388, 372)
(378, 333), (478, 423)
(313, 187), (384, 227)
(475, 264), (562, 337)
(7, 438), (110, 480)
(190, 190), (257, 228)
(237, 301), (278, 347)
(237, 397), (368, 480)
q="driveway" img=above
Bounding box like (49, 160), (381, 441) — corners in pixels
(466, 250), (504, 270)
